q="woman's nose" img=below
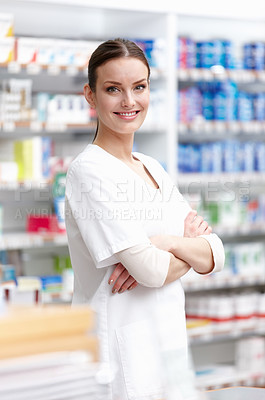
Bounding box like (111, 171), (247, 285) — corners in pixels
(121, 91), (135, 108)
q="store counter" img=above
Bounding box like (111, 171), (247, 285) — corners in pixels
(206, 387), (265, 400)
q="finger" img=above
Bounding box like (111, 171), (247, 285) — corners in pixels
(184, 210), (197, 224)
(128, 281), (138, 291)
(192, 215), (204, 228)
(198, 220), (209, 233)
(108, 263), (125, 285)
(118, 276), (136, 293)
(204, 226), (212, 235)
(112, 269), (130, 293)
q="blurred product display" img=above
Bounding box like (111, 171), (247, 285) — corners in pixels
(0, 2), (265, 398)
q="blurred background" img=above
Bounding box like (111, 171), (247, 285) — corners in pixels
(0, 1), (265, 398)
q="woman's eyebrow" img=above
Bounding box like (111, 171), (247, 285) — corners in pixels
(104, 80), (121, 85)
(103, 78), (147, 85)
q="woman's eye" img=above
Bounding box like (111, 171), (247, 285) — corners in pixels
(135, 84), (146, 91)
(106, 86), (119, 93)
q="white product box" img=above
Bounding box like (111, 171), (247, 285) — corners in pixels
(0, 13), (14, 37)
(16, 37), (39, 65)
(0, 37), (15, 63)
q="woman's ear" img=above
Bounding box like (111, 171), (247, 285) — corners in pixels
(84, 84), (96, 108)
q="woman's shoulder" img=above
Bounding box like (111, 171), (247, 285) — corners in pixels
(68, 144), (108, 169)
(67, 144), (127, 181)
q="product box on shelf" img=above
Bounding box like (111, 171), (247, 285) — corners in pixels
(2, 276), (42, 305)
(26, 214), (65, 234)
(13, 136), (53, 182)
(0, 37), (15, 64)
(0, 13), (14, 37)
(1, 78), (33, 122)
(15, 36), (101, 68)
(15, 37), (39, 65)
(0, 162), (18, 183)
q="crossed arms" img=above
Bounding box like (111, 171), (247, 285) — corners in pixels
(108, 210), (224, 294)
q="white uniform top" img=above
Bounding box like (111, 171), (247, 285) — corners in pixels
(65, 144), (224, 400)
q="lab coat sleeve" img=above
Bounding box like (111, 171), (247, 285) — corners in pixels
(199, 233), (225, 273)
(65, 159), (150, 268)
(115, 243), (170, 287)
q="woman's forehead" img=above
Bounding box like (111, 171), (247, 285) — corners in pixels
(97, 57), (149, 81)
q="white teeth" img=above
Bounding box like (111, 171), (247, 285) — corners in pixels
(118, 112), (137, 116)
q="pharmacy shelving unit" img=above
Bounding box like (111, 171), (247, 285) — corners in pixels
(1, 0), (265, 393)
(176, 12), (265, 391)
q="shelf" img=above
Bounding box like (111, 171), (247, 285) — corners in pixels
(178, 68), (265, 84)
(0, 62), (164, 94)
(0, 121), (96, 139)
(0, 121), (166, 140)
(177, 172), (265, 186)
(195, 366), (265, 391)
(183, 276), (265, 293)
(188, 320), (265, 345)
(178, 121), (265, 140)
(0, 232), (68, 250)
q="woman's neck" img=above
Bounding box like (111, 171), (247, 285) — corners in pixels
(93, 131), (135, 162)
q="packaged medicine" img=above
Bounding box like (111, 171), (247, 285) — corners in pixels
(16, 37), (39, 65)
(0, 37), (15, 63)
(37, 38), (55, 66)
(0, 13), (14, 37)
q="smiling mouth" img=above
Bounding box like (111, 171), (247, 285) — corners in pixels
(114, 111), (140, 117)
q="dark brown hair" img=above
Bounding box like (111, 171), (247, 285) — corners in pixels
(88, 38), (150, 140)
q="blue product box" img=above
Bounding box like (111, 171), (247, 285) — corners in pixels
(243, 43), (253, 69)
(186, 86), (202, 121)
(144, 39), (155, 67)
(200, 143), (212, 173)
(255, 142), (265, 172)
(213, 81), (238, 121)
(253, 93), (265, 121)
(189, 144), (201, 172)
(178, 144), (200, 172)
(42, 137), (52, 179)
(237, 92), (253, 121)
(252, 42), (265, 70)
(199, 81), (215, 120)
(242, 142), (256, 172)
(222, 40), (235, 69)
(197, 41), (215, 68)
(195, 42), (203, 68)
(2, 265), (16, 283)
(212, 39), (224, 66)
(202, 90), (214, 120)
(186, 37), (196, 68)
(213, 89), (227, 120)
(40, 275), (62, 292)
(222, 140), (238, 172)
(132, 39), (155, 67)
(211, 142), (223, 173)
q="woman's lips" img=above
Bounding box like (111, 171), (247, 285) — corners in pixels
(114, 111), (140, 119)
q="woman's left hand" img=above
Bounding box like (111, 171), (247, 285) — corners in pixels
(108, 263), (138, 294)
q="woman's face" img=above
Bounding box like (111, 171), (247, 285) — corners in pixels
(85, 57), (150, 136)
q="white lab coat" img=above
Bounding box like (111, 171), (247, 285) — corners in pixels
(65, 144), (224, 400)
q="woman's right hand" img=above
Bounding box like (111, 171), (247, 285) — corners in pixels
(184, 210), (212, 238)
(108, 263), (138, 294)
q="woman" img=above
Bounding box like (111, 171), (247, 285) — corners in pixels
(65, 38), (224, 400)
